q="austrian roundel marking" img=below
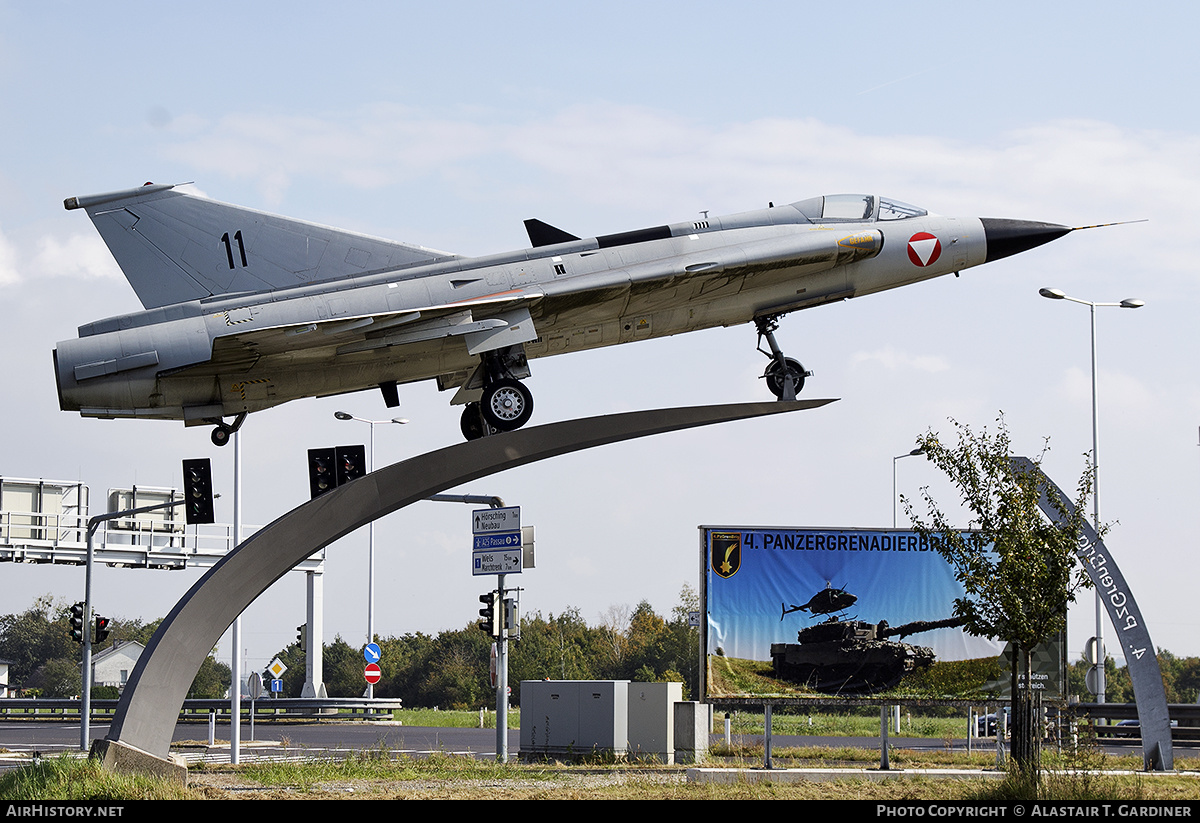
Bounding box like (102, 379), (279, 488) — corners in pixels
(907, 232), (942, 267)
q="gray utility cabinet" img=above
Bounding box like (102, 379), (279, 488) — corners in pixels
(628, 681), (682, 763)
(520, 680), (628, 759)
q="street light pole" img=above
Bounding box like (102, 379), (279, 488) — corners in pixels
(1038, 287), (1144, 705)
(334, 411), (407, 698)
(893, 448), (925, 528)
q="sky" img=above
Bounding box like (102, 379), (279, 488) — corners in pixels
(0, 2), (1197, 683)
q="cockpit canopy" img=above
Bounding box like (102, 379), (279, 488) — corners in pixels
(791, 194), (927, 223)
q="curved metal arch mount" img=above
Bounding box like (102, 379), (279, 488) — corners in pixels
(1013, 456), (1173, 772)
(94, 399), (834, 774)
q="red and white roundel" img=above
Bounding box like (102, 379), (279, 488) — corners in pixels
(907, 232), (942, 267)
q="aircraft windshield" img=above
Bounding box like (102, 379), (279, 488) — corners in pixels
(791, 195), (928, 222)
(822, 194), (875, 220)
(877, 197), (927, 221)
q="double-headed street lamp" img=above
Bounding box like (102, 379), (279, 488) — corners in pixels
(334, 411), (408, 697)
(1038, 287), (1144, 705)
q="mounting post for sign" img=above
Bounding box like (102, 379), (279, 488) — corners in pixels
(496, 572), (508, 763)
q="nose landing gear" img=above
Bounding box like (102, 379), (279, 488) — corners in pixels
(755, 315), (811, 401)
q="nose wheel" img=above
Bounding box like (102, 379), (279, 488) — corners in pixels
(764, 356), (809, 399)
(755, 315), (811, 401)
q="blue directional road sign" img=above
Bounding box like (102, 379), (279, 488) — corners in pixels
(473, 548), (523, 576)
(473, 531), (522, 550)
(363, 642), (381, 664)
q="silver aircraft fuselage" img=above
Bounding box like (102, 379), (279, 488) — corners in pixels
(53, 185), (1072, 439)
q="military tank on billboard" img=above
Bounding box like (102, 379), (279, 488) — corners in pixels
(771, 585), (965, 693)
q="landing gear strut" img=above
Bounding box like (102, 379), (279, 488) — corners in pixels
(460, 403), (497, 441)
(461, 347), (534, 440)
(208, 412), (247, 447)
(755, 316), (811, 401)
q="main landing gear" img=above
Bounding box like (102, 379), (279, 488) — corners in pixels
(460, 349), (534, 441)
(755, 315), (811, 402)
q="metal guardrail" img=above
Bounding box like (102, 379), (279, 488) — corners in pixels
(0, 698), (403, 721)
(1071, 702), (1200, 741)
(1072, 702), (1200, 721)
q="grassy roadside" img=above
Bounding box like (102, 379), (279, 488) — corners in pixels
(5, 710), (1197, 800)
(389, 707), (982, 737)
(389, 707), (518, 728)
(3, 748), (1198, 801)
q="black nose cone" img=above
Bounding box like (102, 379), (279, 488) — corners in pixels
(981, 218), (1072, 262)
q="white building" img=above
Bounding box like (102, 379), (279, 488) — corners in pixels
(91, 641), (144, 691)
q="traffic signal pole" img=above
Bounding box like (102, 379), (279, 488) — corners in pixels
(80, 493), (204, 751)
(496, 572), (507, 763)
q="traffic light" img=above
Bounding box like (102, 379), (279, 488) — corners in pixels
(94, 615), (111, 643)
(307, 448), (336, 499)
(296, 623), (307, 651)
(504, 597), (520, 641)
(182, 458), (215, 524)
(307, 445), (365, 499)
(336, 445), (366, 486)
(69, 602), (85, 643)
(478, 591), (499, 636)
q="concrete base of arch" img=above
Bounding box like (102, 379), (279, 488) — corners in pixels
(97, 399), (833, 773)
(89, 738), (188, 785)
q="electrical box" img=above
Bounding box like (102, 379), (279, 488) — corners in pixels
(628, 681), (682, 763)
(519, 680), (628, 760)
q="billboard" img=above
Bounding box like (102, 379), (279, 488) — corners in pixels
(701, 526), (1011, 699)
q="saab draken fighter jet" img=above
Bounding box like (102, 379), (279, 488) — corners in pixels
(54, 184), (1077, 445)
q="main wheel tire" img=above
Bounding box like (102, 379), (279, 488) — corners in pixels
(764, 357), (807, 398)
(211, 426), (231, 447)
(480, 378), (533, 431)
(460, 403), (488, 441)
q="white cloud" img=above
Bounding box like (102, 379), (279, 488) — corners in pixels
(850, 346), (951, 374)
(30, 233), (121, 282)
(0, 227), (18, 287)
(152, 107), (1200, 265)
(0, 227), (119, 288)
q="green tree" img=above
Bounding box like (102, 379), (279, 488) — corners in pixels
(378, 631), (439, 703)
(625, 600), (669, 680)
(322, 636), (371, 697)
(903, 415), (1095, 786)
(0, 595), (78, 689)
(665, 583), (701, 699)
(27, 657), (81, 698)
(509, 608), (600, 701)
(188, 655), (231, 699)
(417, 626), (492, 709)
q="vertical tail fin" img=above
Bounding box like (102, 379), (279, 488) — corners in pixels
(65, 183), (459, 309)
